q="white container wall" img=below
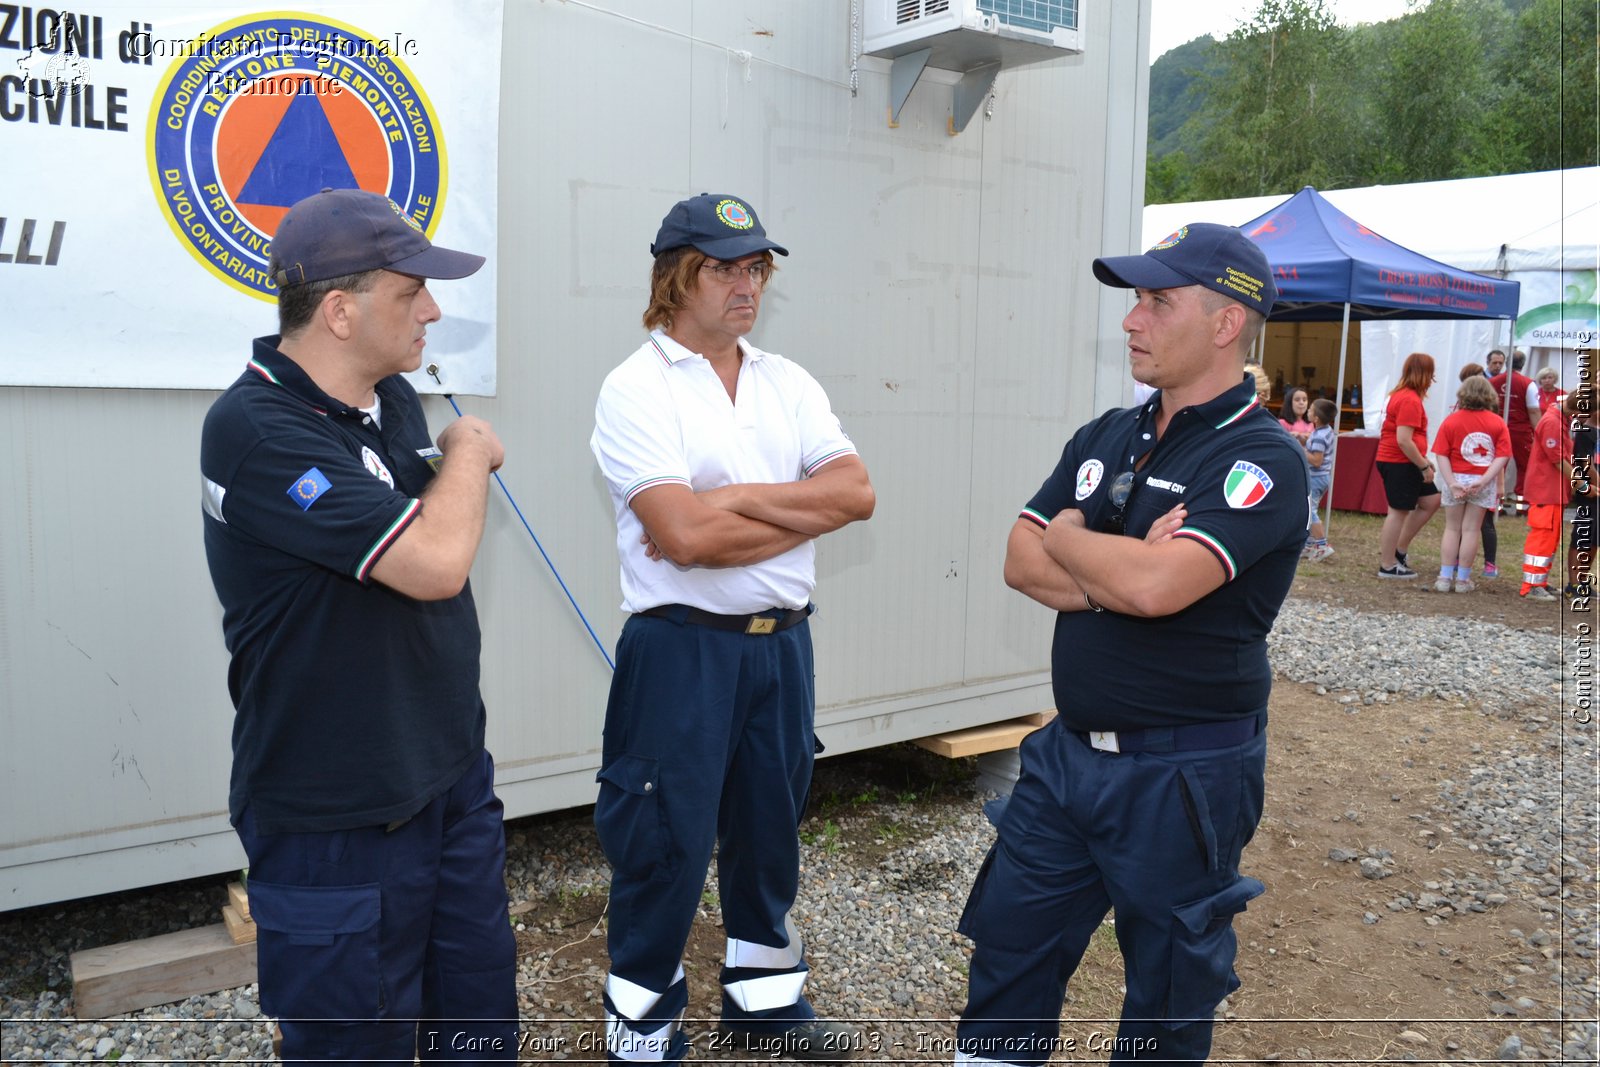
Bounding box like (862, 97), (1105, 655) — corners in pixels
(0, 0), (1152, 911)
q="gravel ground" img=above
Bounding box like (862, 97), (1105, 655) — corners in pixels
(1, 600), (1593, 1063)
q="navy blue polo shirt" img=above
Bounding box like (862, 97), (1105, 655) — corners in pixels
(201, 337), (484, 834)
(1021, 379), (1308, 730)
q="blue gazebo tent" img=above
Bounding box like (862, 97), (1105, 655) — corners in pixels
(1238, 185), (1522, 322)
(1231, 187), (1521, 533)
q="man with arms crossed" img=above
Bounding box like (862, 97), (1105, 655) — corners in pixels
(956, 224), (1306, 1065)
(591, 193), (875, 1065)
(201, 189), (515, 1062)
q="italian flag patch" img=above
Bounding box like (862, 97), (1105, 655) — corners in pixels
(1224, 461), (1273, 509)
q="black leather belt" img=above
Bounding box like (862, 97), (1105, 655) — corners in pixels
(1074, 713), (1263, 754)
(638, 603), (812, 635)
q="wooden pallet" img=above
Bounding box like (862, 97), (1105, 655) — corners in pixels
(914, 709), (1056, 758)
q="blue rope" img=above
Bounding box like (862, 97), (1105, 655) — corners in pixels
(438, 390), (615, 672)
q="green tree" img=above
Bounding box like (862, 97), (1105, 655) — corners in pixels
(1369, 0), (1509, 182)
(1145, 148), (1196, 204)
(1494, 0), (1599, 170)
(1186, 0), (1362, 199)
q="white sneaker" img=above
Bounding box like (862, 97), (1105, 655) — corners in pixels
(1305, 544), (1335, 562)
(1522, 586), (1560, 601)
(1433, 577), (1454, 593)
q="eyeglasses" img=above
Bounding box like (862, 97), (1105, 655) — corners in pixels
(1101, 470), (1137, 534)
(701, 261), (770, 286)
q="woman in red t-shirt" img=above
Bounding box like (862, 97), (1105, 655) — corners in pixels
(1535, 367), (1561, 413)
(1376, 352), (1441, 578)
(1430, 376), (1512, 593)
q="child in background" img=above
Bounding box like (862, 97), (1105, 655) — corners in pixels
(1279, 386), (1313, 444)
(1431, 376), (1512, 593)
(1302, 398), (1337, 562)
(1457, 363), (1502, 579)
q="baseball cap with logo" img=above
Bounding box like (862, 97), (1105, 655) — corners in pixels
(650, 193), (789, 260)
(1093, 222), (1276, 315)
(269, 187), (485, 288)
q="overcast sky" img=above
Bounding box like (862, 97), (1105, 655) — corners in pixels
(1148, 0), (1423, 63)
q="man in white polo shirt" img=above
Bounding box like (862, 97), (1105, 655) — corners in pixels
(590, 193), (875, 1065)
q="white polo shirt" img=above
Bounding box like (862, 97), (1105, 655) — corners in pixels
(592, 330), (859, 614)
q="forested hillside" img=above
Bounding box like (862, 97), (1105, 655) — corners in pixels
(1146, 0), (1593, 204)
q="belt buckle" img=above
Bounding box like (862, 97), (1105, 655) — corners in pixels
(1089, 730), (1121, 753)
(745, 616), (777, 635)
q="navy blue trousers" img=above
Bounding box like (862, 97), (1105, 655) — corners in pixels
(236, 749), (517, 1064)
(595, 612), (817, 1063)
(956, 720), (1266, 1065)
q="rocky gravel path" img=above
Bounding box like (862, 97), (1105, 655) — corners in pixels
(1, 599), (1592, 1062)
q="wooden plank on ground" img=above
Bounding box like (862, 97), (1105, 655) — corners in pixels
(221, 904), (256, 945)
(227, 881), (250, 920)
(914, 710), (1056, 758)
(71, 924), (257, 1020)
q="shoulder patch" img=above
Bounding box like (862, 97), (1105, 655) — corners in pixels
(362, 446), (396, 489)
(1224, 460), (1273, 509)
(288, 468), (331, 511)
(1075, 459), (1105, 501)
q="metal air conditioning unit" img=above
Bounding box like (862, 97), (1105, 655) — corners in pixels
(861, 0), (1084, 133)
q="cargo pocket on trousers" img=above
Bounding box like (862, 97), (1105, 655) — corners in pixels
(955, 846), (1001, 944)
(246, 879), (382, 1021)
(1167, 876), (1265, 1024)
(595, 754), (671, 883)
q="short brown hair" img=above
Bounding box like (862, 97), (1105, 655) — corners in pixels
(642, 248), (776, 332)
(1456, 375), (1497, 411)
(278, 269), (382, 336)
(1310, 397), (1337, 427)
(1458, 362), (1484, 381)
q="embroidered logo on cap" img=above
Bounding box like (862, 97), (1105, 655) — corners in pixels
(288, 468), (332, 511)
(389, 200), (424, 233)
(1076, 459), (1105, 500)
(1150, 226), (1187, 251)
(716, 199), (754, 230)
(362, 446), (396, 489)
(1224, 460), (1273, 509)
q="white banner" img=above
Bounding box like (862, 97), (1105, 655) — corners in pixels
(0, 1), (501, 394)
(1512, 268), (1599, 352)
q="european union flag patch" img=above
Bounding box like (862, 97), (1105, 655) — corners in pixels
(288, 467), (332, 511)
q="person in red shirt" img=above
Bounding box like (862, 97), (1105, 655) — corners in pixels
(1489, 350), (1541, 498)
(1522, 384), (1594, 599)
(1430, 377), (1512, 593)
(1376, 352), (1441, 578)
(1535, 367), (1561, 413)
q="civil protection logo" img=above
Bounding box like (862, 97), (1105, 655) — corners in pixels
(1150, 226), (1186, 251)
(147, 12), (447, 301)
(716, 199), (754, 230)
(1074, 459), (1104, 501)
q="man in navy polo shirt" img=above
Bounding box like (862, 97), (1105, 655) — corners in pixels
(200, 188), (516, 1062)
(590, 194), (875, 1064)
(955, 223), (1307, 1065)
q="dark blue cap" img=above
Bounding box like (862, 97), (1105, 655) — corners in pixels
(650, 193), (789, 260)
(1093, 222), (1276, 314)
(269, 188), (484, 288)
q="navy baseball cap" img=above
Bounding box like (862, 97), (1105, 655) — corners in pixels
(650, 193), (789, 259)
(1093, 222), (1276, 314)
(269, 188), (484, 288)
